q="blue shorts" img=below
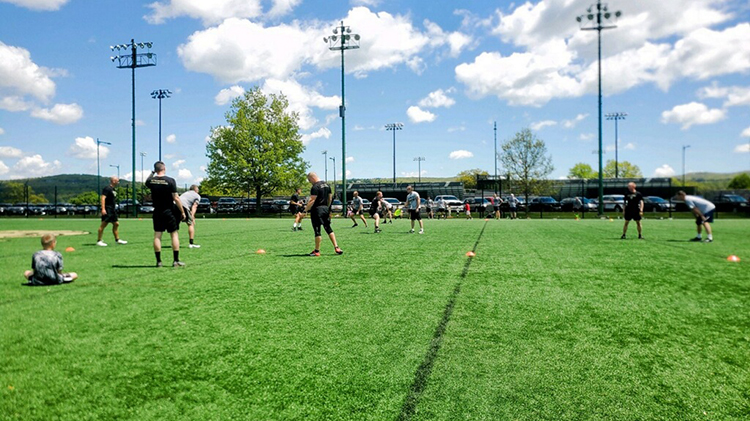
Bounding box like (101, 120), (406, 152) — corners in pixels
(696, 210), (714, 225)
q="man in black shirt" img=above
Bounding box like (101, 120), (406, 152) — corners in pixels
(146, 161), (186, 267)
(621, 181), (644, 239)
(96, 176), (127, 246)
(303, 172), (343, 256)
(290, 188), (305, 232)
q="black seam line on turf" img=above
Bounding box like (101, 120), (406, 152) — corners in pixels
(397, 220), (488, 421)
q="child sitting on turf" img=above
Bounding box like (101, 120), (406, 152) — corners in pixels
(23, 234), (77, 286)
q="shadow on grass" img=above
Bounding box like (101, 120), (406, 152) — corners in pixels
(111, 265), (158, 268)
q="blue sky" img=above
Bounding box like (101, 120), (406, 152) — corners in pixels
(0, 0), (749, 186)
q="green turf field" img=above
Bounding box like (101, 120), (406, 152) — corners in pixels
(1, 216), (748, 420)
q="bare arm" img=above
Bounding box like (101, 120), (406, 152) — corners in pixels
(305, 196), (316, 213)
(100, 194), (107, 215)
(173, 193), (186, 220)
(191, 202), (199, 219)
(327, 193), (332, 207)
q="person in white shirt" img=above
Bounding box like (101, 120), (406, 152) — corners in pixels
(179, 185), (202, 248)
(405, 186), (424, 234)
(676, 191), (715, 242)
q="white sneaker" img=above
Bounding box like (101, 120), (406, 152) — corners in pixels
(189, 244), (201, 248)
(419, 230), (424, 234)
(96, 241), (107, 247)
(116, 239), (128, 245)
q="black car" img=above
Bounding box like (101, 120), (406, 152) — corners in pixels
(464, 197), (492, 213)
(217, 197), (238, 213)
(643, 196), (675, 212)
(528, 196), (561, 212)
(560, 197), (597, 212)
(714, 194), (749, 213)
(197, 198), (213, 213)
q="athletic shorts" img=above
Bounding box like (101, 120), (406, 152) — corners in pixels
(101, 208), (118, 223)
(696, 210), (714, 225)
(494, 205), (501, 211)
(182, 206), (194, 225)
(509, 206), (517, 212)
(153, 208), (180, 233)
(310, 207), (333, 236)
(624, 209), (642, 221)
(409, 209), (421, 221)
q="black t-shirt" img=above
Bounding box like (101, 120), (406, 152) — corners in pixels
(309, 181), (331, 210)
(290, 193), (300, 211)
(102, 185), (116, 211)
(146, 174), (177, 211)
(624, 191), (643, 212)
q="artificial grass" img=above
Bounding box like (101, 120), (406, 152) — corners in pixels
(0, 216), (747, 420)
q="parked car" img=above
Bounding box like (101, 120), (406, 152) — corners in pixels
(560, 197), (597, 212)
(8, 203), (27, 215)
(601, 194), (625, 212)
(382, 197), (402, 210)
(330, 199), (344, 213)
(347, 198), (371, 212)
(643, 196), (675, 212)
(0, 203), (10, 215)
(217, 197), (238, 213)
(197, 198), (214, 213)
(118, 199), (140, 214)
(271, 200), (290, 213)
(529, 196), (562, 212)
(239, 198), (257, 213)
(500, 196), (527, 212)
(434, 195), (463, 212)
(139, 202), (155, 214)
(464, 197), (492, 213)
(76, 204), (99, 215)
(714, 194), (749, 213)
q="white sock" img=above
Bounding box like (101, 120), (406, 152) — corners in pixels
(707, 234), (713, 240)
(293, 223), (298, 227)
(695, 234), (702, 239)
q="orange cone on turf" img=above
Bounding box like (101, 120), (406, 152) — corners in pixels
(466, 251), (475, 257)
(256, 249), (266, 254)
(65, 247), (75, 252)
(727, 255), (740, 262)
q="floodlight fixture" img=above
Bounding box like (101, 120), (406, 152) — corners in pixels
(605, 112), (627, 178)
(151, 89), (172, 161)
(385, 123), (404, 187)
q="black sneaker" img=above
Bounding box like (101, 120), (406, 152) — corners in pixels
(308, 250), (320, 257)
(638, 236), (644, 240)
(297, 227), (303, 231)
(172, 261), (185, 267)
(335, 247), (343, 255)
(352, 223), (358, 228)
(620, 235), (626, 240)
(292, 226), (297, 231)
(689, 237), (702, 242)
(374, 228), (381, 233)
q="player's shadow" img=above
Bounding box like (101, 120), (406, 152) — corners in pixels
(111, 264), (159, 268)
(279, 254), (316, 258)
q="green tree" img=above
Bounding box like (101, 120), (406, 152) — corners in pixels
(456, 169), (489, 190)
(567, 163), (596, 179)
(69, 191), (100, 205)
(0, 182), (47, 203)
(603, 160), (642, 178)
(204, 87), (308, 213)
(500, 128), (554, 216)
(728, 173), (750, 189)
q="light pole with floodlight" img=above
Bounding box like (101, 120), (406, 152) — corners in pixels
(577, 1), (621, 216)
(322, 150), (328, 182)
(385, 123), (403, 188)
(682, 145), (690, 187)
(605, 112), (627, 178)
(110, 39), (156, 217)
(140, 151), (147, 201)
(151, 89), (171, 161)
(109, 164), (120, 180)
(324, 22), (360, 214)
(330, 156), (336, 198)
(414, 157), (425, 183)
(96, 138), (111, 199)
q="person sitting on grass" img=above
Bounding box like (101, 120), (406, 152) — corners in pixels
(23, 234), (77, 286)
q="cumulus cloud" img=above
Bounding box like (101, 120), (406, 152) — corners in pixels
(530, 120), (557, 131)
(0, 41), (56, 103)
(145, 0), (263, 26)
(580, 133), (594, 141)
(0, 127), (4, 135)
(418, 88), (456, 108)
(172, 159), (185, 169)
(123, 170), (153, 184)
(30, 103), (83, 124)
(345, 156), (355, 163)
(661, 102), (726, 130)
(177, 168), (193, 180)
(734, 144), (750, 153)
(261, 79), (339, 131)
(449, 150), (473, 159)
(10, 154), (61, 179)
(0, 0), (69, 11)
(68, 136), (108, 159)
(742, 127), (750, 138)
(0, 146), (23, 158)
(654, 164), (676, 177)
(407, 106), (436, 123)
(562, 113), (588, 129)
(166, 134), (177, 144)
(300, 127), (331, 146)
(0, 160), (8, 175)
(215, 85), (245, 106)
(624, 142), (636, 150)
(697, 83), (750, 108)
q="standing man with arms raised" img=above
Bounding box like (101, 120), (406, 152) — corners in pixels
(303, 172), (343, 256)
(96, 176), (127, 246)
(179, 184), (201, 248)
(621, 182), (644, 240)
(405, 186), (424, 234)
(146, 161), (186, 267)
(676, 191), (715, 242)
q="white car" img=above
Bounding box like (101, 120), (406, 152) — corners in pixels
(434, 195), (464, 212)
(601, 194), (625, 212)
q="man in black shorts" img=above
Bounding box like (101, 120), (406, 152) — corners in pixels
(303, 172), (343, 256)
(290, 188), (305, 231)
(621, 181), (644, 240)
(96, 176), (127, 246)
(146, 161), (186, 267)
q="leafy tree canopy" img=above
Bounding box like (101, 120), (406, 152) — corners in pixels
(456, 169), (489, 190)
(500, 128), (554, 214)
(728, 173), (750, 189)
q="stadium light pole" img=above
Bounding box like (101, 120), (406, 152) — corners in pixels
(577, 1), (621, 216)
(150, 89), (171, 161)
(322, 150), (328, 182)
(140, 151), (147, 200)
(682, 144), (690, 187)
(110, 39), (157, 217)
(330, 156), (336, 198)
(414, 157), (425, 183)
(109, 164), (120, 180)
(385, 123), (403, 188)
(96, 138), (111, 199)
(324, 21), (360, 214)
(494, 121), (498, 193)
(605, 112), (627, 178)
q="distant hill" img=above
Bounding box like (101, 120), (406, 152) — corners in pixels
(0, 174), (129, 202)
(685, 171), (748, 182)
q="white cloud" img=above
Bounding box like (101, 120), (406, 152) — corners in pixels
(423, 19), (472, 58)
(177, 169), (193, 180)
(0, 96), (32, 112)
(624, 142), (636, 150)
(30, 103), (83, 124)
(172, 159), (185, 169)
(261, 78), (339, 131)
(145, 0), (263, 26)
(742, 127), (750, 138)
(698, 83), (750, 108)
(406, 106), (436, 123)
(199, 165), (207, 172)
(0, 146), (23, 158)
(268, 0), (301, 18)
(351, 0), (380, 7)
(562, 113), (588, 129)
(0, 41), (56, 103)
(449, 150), (473, 159)
(166, 134), (177, 144)
(300, 127), (331, 146)
(123, 170), (153, 184)
(401, 170), (427, 177)
(0, 127), (4, 135)
(0, 160), (8, 175)
(654, 164), (676, 177)
(734, 144), (750, 153)
(10, 154), (61, 179)
(447, 126), (466, 133)
(68, 136), (108, 160)
(0, 0), (69, 11)
(661, 102), (726, 130)
(135, 119), (146, 127)
(530, 120), (557, 131)
(345, 156), (355, 163)
(214, 85), (245, 106)
(418, 88), (456, 108)
(580, 133), (594, 141)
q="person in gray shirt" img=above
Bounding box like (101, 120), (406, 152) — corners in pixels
(23, 234), (77, 286)
(349, 191), (368, 228)
(179, 185), (201, 248)
(406, 185), (424, 234)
